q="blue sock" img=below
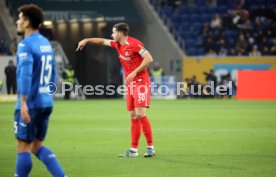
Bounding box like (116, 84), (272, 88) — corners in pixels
(35, 146), (65, 177)
(15, 152), (32, 177)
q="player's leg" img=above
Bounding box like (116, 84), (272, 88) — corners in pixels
(134, 80), (155, 157)
(32, 107), (66, 177)
(118, 110), (141, 157)
(15, 139), (33, 177)
(130, 110), (141, 151)
(135, 107), (153, 147)
(129, 110), (141, 152)
(135, 107), (155, 157)
(118, 87), (141, 157)
(14, 110), (33, 177)
(32, 140), (66, 177)
(134, 80), (154, 149)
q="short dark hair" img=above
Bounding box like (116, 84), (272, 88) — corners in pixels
(18, 4), (43, 29)
(113, 23), (129, 36)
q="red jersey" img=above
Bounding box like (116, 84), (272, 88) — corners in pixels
(110, 37), (150, 81)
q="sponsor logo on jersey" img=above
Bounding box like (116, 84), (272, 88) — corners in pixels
(119, 54), (131, 61)
(40, 45), (52, 53)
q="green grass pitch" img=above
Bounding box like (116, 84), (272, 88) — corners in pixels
(0, 99), (276, 177)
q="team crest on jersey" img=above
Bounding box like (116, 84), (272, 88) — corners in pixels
(18, 43), (25, 47)
(19, 52), (28, 60)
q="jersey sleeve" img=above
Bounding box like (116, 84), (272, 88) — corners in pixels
(104, 39), (117, 49)
(133, 41), (148, 57)
(109, 40), (117, 48)
(17, 42), (33, 95)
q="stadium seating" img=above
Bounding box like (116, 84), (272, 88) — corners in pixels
(150, 0), (276, 56)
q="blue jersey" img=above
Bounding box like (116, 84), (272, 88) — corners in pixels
(15, 32), (56, 110)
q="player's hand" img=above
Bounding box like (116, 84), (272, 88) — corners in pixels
(126, 71), (137, 85)
(20, 101), (31, 124)
(76, 39), (87, 51)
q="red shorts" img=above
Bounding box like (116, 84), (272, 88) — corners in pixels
(126, 78), (151, 111)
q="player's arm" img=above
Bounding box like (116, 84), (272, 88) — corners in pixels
(125, 51), (153, 84)
(20, 95), (30, 123)
(134, 52), (153, 75)
(76, 38), (113, 51)
(18, 44), (33, 123)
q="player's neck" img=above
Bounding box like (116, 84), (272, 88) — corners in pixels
(119, 36), (128, 45)
(24, 28), (39, 38)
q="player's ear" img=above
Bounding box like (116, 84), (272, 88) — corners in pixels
(119, 31), (123, 37)
(24, 19), (30, 28)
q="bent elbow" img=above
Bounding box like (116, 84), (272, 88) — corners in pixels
(149, 56), (154, 63)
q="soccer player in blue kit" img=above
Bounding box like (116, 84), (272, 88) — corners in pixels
(14, 4), (66, 177)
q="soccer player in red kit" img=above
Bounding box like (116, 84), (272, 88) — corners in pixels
(76, 23), (155, 158)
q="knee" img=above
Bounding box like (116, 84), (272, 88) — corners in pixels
(135, 114), (145, 119)
(16, 140), (31, 153)
(31, 141), (42, 154)
(31, 146), (39, 154)
(130, 113), (136, 119)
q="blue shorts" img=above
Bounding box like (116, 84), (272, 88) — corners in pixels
(14, 107), (53, 142)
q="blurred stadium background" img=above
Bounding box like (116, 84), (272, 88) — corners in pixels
(0, 0), (276, 177)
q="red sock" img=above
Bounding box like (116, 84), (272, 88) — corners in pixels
(139, 116), (153, 146)
(131, 119), (141, 148)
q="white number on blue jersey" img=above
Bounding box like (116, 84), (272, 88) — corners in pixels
(40, 55), (53, 84)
